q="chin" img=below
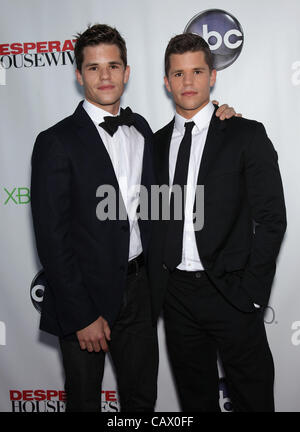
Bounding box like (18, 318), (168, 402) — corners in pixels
(181, 104), (200, 112)
(96, 97), (120, 106)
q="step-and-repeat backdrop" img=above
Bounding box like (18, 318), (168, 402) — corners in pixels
(1, 0), (300, 412)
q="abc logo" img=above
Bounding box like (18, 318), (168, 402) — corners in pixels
(30, 270), (46, 312)
(185, 9), (244, 70)
(219, 378), (233, 412)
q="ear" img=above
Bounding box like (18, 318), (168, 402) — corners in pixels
(164, 75), (172, 93)
(210, 69), (217, 88)
(124, 65), (130, 84)
(76, 69), (83, 86)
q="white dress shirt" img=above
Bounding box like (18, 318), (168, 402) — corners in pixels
(83, 99), (144, 261)
(169, 101), (215, 271)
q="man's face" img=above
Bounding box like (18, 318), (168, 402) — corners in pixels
(164, 50), (216, 119)
(76, 43), (130, 115)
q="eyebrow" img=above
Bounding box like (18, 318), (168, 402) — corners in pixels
(108, 61), (123, 66)
(85, 61), (123, 67)
(172, 66), (206, 73)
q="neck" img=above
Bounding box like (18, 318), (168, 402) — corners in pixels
(85, 98), (120, 115)
(176, 100), (210, 119)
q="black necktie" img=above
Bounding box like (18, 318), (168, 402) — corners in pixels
(163, 121), (195, 271)
(99, 107), (135, 136)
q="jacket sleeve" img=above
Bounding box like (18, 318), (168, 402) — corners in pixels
(31, 130), (99, 335)
(241, 122), (287, 306)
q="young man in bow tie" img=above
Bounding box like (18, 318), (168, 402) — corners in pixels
(149, 33), (287, 412)
(31, 24), (237, 412)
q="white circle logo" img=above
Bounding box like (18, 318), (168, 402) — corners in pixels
(185, 9), (244, 70)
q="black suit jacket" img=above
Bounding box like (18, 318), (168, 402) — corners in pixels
(149, 108), (287, 321)
(31, 101), (155, 337)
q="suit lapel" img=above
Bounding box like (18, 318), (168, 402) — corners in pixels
(132, 115), (154, 191)
(197, 110), (227, 185)
(141, 135), (154, 190)
(71, 101), (120, 191)
(156, 119), (175, 186)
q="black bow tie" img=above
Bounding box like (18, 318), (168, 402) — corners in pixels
(99, 107), (135, 136)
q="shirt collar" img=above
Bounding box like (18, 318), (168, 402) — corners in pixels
(174, 101), (215, 135)
(83, 99), (121, 124)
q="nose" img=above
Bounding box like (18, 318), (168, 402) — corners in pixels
(183, 71), (193, 86)
(99, 66), (111, 80)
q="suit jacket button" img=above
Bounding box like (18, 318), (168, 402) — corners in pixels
(162, 263), (168, 270)
(195, 272), (202, 278)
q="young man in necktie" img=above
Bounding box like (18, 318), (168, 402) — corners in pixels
(149, 33), (286, 412)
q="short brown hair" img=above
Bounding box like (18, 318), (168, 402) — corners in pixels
(74, 24), (127, 71)
(164, 33), (214, 76)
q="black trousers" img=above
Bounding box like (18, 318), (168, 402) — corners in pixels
(59, 266), (158, 412)
(163, 269), (274, 412)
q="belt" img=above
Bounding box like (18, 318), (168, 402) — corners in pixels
(172, 268), (205, 279)
(127, 253), (144, 276)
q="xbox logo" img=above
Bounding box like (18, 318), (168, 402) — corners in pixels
(185, 9), (244, 70)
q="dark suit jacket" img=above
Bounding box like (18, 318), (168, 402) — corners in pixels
(149, 108), (287, 321)
(31, 101), (155, 337)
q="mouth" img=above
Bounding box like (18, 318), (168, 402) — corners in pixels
(98, 85), (115, 91)
(181, 91), (197, 97)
